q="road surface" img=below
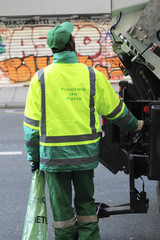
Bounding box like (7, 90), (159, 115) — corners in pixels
(0, 109), (160, 240)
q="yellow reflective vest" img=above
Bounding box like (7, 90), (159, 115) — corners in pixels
(24, 63), (137, 172)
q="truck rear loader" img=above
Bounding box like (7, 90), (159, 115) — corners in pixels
(97, 0), (160, 218)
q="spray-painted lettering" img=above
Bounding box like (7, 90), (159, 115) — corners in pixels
(0, 17), (125, 84)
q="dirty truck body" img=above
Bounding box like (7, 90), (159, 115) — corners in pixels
(98, 0), (160, 218)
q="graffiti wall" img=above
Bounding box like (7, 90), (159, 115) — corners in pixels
(0, 15), (126, 85)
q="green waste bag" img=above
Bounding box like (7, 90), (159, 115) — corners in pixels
(22, 170), (48, 240)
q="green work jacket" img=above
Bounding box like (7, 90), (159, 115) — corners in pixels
(24, 58), (138, 172)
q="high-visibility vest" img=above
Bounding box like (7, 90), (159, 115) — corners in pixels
(24, 63), (133, 172)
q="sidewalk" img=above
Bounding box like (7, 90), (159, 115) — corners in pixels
(0, 85), (29, 108)
(0, 82), (119, 109)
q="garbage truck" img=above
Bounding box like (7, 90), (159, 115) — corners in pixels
(97, 0), (160, 218)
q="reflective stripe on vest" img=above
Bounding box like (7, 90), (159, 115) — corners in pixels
(38, 68), (46, 135)
(54, 218), (75, 228)
(77, 215), (98, 223)
(24, 115), (39, 127)
(38, 66), (100, 143)
(40, 154), (99, 166)
(103, 100), (123, 119)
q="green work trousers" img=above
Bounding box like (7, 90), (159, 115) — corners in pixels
(46, 170), (101, 240)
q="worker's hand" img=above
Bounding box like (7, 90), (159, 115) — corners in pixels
(30, 162), (39, 173)
(135, 120), (144, 131)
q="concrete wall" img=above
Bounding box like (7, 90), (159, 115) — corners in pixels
(0, 0), (110, 16)
(0, 15), (131, 86)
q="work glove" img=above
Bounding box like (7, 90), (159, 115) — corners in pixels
(136, 118), (151, 132)
(30, 162), (39, 173)
(135, 120), (144, 131)
(133, 118), (151, 144)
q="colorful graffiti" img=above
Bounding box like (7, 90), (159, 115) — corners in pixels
(0, 36), (5, 54)
(0, 16), (124, 84)
(0, 55), (123, 83)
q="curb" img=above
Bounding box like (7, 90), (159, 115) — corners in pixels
(0, 85), (28, 109)
(0, 102), (25, 109)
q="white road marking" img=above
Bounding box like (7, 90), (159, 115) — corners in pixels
(0, 151), (22, 155)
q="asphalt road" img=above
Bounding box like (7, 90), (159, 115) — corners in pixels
(0, 109), (160, 240)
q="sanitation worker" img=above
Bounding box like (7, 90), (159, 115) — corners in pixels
(23, 22), (143, 240)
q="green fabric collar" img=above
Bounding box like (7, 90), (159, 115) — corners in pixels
(53, 51), (78, 63)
